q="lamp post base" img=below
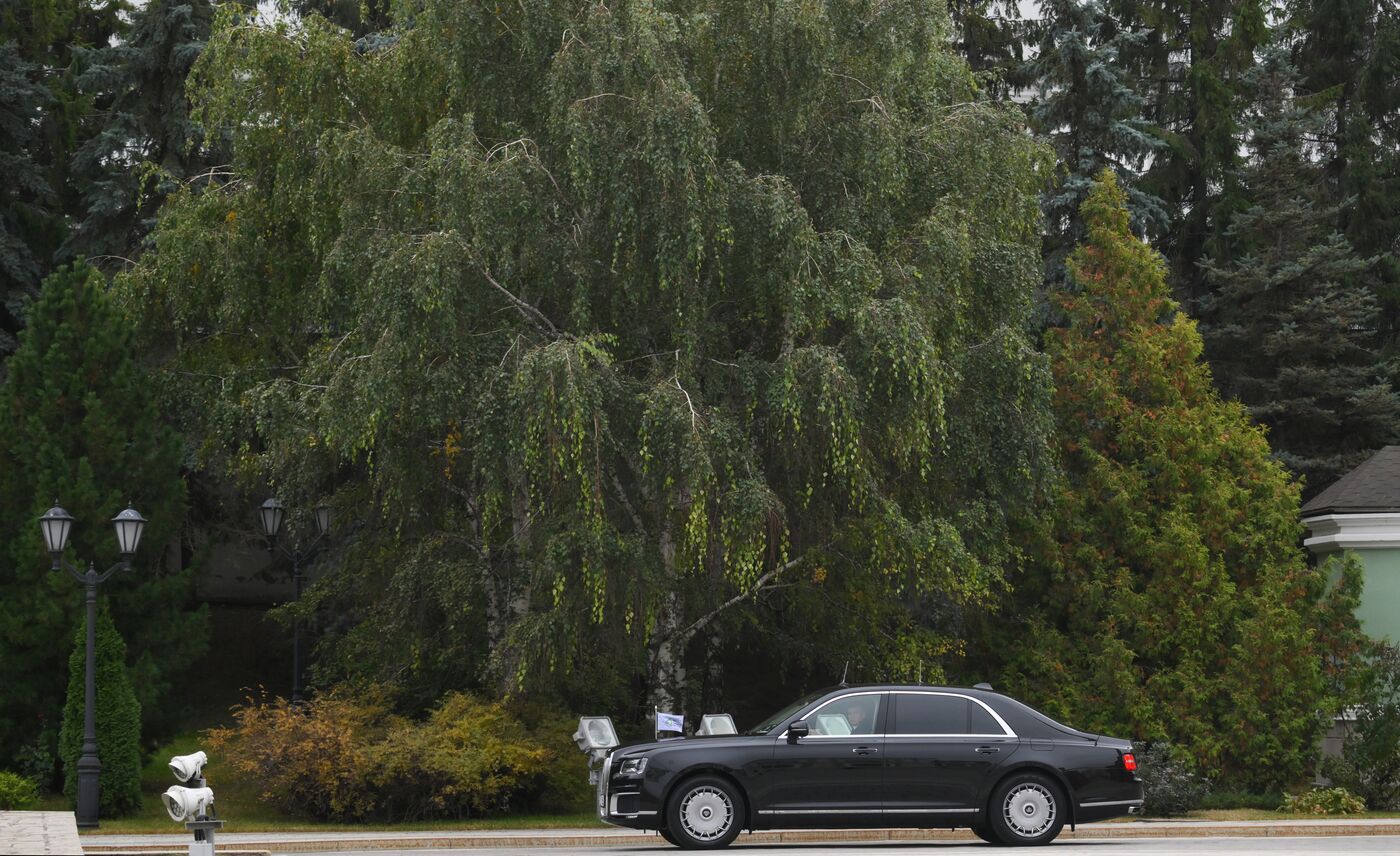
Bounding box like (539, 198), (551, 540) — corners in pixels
(75, 758), (100, 828)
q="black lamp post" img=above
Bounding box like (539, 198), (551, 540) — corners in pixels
(258, 498), (330, 705)
(39, 502), (146, 830)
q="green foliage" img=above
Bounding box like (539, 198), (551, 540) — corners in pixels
(207, 689), (570, 821)
(1278, 787), (1366, 815)
(1135, 742), (1208, 817)
(1026, 0), (1164, 281)
(1198, 789), (1285, 810)
(58, 602), (143, 817)
(1201, 45), (1400, 492)
(1322, 643), (1400, 810)
(0, 771), (39, 810)
(0, 262), (206, 766)
(63, 0), (219, 273)
(0, 40), (54, 359)
(986, 172), (1361, 790)
(121, 0), (1055, 714)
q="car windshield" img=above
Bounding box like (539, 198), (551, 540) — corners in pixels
(746, 689), (828, 735)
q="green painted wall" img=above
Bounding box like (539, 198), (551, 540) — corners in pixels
(1352, 549), (1400, 643)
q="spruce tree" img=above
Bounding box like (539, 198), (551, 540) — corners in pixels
(1201, 47), (1400, 492)
(1026, 0), (1164, 281)
(0, 41), (54, 364)
(63, 0), (217, 271)
(0, 263), (206, 766)
(58, 602), (142, 817)
(989, 171), (1357, 788)
(1106, 0), (1268, 303)
(946, 1), (1027, 97)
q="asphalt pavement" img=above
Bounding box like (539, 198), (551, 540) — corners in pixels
(311, 837), (1400, 856)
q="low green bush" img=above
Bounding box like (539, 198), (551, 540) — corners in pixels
(0, 771), (39, 810)
(1197, 789), (1284, 810)
(1321, 643), (1400, 810)
(207, 687), (568, 821)
(59, 604), (143, 817)
(1278, 787), (1366, 815)
(1136, 742), (1209, 817)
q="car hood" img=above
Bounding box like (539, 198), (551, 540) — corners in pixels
(612, 733), (769, 757)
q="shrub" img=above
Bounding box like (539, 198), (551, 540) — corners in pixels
(58, 603), (143, 817)
(206, 689), (383, 821)
(1278, 787), (1366, 815)
(1136, 742), (1208, 817)
(207, 687), (563, 821)
(1198, 789), (1284, 811)
(1322, 643), (1400, 809)
(0, 772), (39, 810)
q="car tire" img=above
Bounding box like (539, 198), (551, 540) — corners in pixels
(659, 826), (682, 847)
(987, 772), (1067, 846)
(664, 775), (745, 850)
(970, 824), (1005, 845)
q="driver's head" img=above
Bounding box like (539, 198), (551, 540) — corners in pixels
(846, 703), (866, 725)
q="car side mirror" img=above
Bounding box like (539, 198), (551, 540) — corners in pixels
(787, 721), (809, 743)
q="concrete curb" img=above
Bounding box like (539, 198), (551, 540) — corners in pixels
(78, 820), (1400, 852)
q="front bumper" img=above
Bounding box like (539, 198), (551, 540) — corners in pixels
(596, 753), (661, 828)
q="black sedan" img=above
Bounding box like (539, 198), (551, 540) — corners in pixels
(596, 684), (1143, 849)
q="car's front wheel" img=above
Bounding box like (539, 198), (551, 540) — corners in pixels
(664, 775), (745, 850)
(970, 824), (1005, 845)
(988, 772), (1067, 846)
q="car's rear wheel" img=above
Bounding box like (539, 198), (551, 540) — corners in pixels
(970, 824), (1005, 845)
(664, 775), (745, 850)
(659, 826), (682, 847)
(988, 772), (1066, 846)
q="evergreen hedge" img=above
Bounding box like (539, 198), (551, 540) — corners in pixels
(59, 602), (143, 817)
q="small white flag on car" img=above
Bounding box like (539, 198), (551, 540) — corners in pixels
(655, 710), (684, 736)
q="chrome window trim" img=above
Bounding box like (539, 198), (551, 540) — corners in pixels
(776, 690), (887, 739)
(890, 690), (1017, 738)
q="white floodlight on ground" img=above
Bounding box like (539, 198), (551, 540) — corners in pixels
(696, 714), (737, 736)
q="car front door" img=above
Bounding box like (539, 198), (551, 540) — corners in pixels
(756, 691), (887, 823)
(882, 691), (1017, 819)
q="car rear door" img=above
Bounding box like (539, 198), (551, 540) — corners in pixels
(882, 691), (1017, 818)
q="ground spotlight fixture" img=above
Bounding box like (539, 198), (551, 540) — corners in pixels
(161, 786), (214, 822)
(168, 751), (208, 783)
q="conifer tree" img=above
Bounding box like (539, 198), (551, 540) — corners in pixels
(58, 603), (142, 817)
(1026, 0), (1164, 281)
(63, 0), (217, 271)
(1201, 47), (1399, 492)
(946, 1), (1027, 97)
(1106, 0), (1268, 303)
(0, 263), (206, 766)
(989, 171), (1358, 788)
(0, 41), (53, 364)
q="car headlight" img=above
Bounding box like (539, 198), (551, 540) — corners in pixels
(617, 757), (648, 776)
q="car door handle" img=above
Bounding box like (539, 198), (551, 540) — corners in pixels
(852, 746), (879, 755)
(975, 746), (1001, 754)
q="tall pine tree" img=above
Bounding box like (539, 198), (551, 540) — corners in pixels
(63, 0), (217, 272)
(0, 263), (206, 767)
(1026, 0), (1164, 281)
(988, 171), (1359, 788)
(0, 41), (53, 365)
(1201, 46), (1400, 492)
(1107, 0), (1268, 304)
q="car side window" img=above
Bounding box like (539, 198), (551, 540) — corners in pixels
(892, 693), (976, 735)
(806, 694), (883, 736)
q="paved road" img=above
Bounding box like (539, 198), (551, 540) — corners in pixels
(307, 836), (1400, 856)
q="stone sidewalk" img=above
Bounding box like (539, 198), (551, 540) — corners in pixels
(0, 811), (84, 855)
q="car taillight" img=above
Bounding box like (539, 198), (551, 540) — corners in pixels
(1121, 752), (1137, 772)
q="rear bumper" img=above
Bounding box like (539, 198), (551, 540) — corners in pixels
(1076, 796), (1145, 823)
